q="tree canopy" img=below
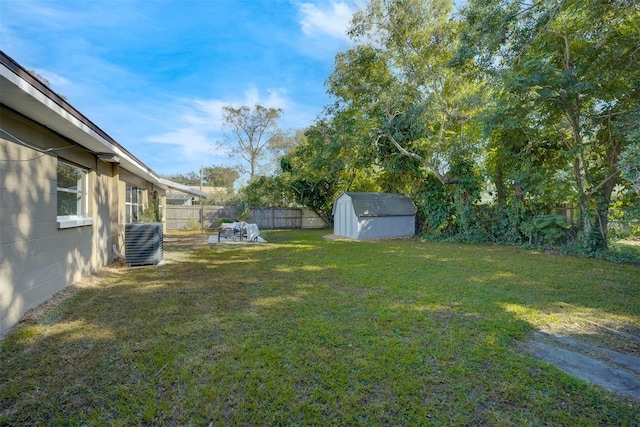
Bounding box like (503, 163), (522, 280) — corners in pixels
(221, 105), (285, 182)
(164, 165), (238, 189)
(239, 0), (639, 253)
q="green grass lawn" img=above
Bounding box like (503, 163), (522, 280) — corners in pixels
(2, 229), (639, 425)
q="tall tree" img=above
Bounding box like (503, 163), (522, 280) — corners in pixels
(334, 0), (483, 186)
(221, 105), (284, 182)
(164, 166), (238, 189)
(201, 166), (239, 189)
(163, 171), (200, 186)
(278, 121), (352, 222)
(460, 0), (640, 250)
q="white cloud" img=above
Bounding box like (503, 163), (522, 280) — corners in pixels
(298, 1), (354, 40)
(31, 68), (71, 90)
(145, 86), (305, 164)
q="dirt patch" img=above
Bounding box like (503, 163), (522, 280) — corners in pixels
(16, 234), (208, 326)
(19, 266), (123, 323)
(323, 234), (415, 242)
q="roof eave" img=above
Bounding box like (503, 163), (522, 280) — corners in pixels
(0, 50), (167, 188)
(158, 178), (207, 198)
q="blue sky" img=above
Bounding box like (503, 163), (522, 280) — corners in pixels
(1, 0), (357, 177)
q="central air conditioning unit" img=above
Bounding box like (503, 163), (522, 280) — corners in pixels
(125, 223), (163, 266)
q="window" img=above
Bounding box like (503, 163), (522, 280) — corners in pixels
(57, 161), (93, 228)
(125, 184), (144, 223)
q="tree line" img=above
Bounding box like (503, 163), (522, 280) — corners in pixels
(163, 105), (293, 205)
(242, 0), (638, 255)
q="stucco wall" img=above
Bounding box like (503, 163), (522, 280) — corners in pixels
(0, 107), (116, 336)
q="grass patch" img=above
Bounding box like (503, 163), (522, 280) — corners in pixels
(1, 229), (638, 425)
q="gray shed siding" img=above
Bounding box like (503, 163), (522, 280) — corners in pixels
(334, 196), (359, 239)
(357, 215), (415, 239)
(333, 192), (415, 240)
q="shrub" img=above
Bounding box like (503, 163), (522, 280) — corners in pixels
(184, 219), (201, 230)
(236, 200), (251, 222)
(138, 201), (160, 223)
(217, 218), (235, 228)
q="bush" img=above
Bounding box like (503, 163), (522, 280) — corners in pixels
(217, 218), (235, 228)
(563, 244), (640, 265)
(138, 201), (160, 223)
(184, 219), (201, 230)
(521, 214), (571, 246)
(236, 200), (251, 222)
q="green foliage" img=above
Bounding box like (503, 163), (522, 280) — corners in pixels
(138, 201), (160, 223)
(620, 139), (640, 195)
(226, 0), (638, 256)
(236, 199), (251, 222)
(412, 174), (451, 237)
(521, 214), (572, 247)
(564, 242), (640, 265)
(277, 123), (351, 222)
(472, 204), (525, 245)
(240, 176), (294, 207)
(449, 148), (483, 238)
(217, 218), (235, 228)
(184, 218), (201, 230)
(336, 0), (484, 187)
(163, 166), (239, 204)
(2, 230), (639, 424)
(203, 166), (240, 188)
(609, 190), (640, 240)
(203, 188), (236, 206)
(458, 0), (640, 251)
(163, 171), (200, 186)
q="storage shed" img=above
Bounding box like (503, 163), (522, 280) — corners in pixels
(332, 192), (416, 240)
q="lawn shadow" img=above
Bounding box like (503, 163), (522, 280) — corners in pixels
(2, 230), (638, 424)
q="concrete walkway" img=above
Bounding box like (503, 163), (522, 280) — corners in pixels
(207, 234), (266, 244)
(526, 332), (640, 400)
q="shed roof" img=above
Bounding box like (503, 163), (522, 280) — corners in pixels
(338, 192), (416, 217)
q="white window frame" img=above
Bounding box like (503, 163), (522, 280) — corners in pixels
(125, 184), (144, 223)
(56, 160), (94, 229)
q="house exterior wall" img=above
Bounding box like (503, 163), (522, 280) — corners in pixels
(0, 106), (164, 336)
(357, 215), (415, 239)
(1, 107), (107, 335)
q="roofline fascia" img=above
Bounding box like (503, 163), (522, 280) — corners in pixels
(0, 50), (169, 187)
(158, 178), (207, 198)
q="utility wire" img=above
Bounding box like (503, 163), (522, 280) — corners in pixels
(0, 127), (89, 162)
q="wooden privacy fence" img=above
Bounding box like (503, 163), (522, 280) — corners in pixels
(250, 207), (301, 229)
(165, 206), (325, 230)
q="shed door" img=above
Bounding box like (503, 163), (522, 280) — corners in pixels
(335, 199), (351, 237)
